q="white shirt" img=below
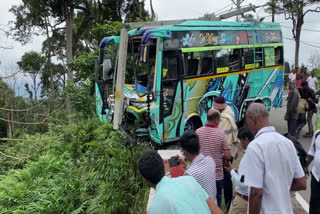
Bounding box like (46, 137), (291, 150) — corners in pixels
(244, 126), (305, 214)
(308, 130), (320, 182)
(230, 152), (249, 196)
(289, 72), (296, 82)
(307, 76), (318, 91)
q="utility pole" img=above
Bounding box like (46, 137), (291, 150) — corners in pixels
(232, 0), (244, 21)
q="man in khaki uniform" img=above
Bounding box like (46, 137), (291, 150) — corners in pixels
(213, 96), (239, 210)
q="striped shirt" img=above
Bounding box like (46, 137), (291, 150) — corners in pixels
(185, 153), (217, 202)
(196, 124), (229, 180)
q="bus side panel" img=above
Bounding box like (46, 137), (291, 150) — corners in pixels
(179, 67), (284, 137)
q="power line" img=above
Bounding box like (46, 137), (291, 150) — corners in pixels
(214, 3), (234, 15)
(282, 25), (320, 33)
(283, 37), (320, 49)
(0, 99), (47, 112)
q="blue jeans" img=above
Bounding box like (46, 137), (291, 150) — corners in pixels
(216, 179), (223, 208)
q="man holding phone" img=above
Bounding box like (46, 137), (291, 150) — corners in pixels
(138, 151), (222, 214)
(175, 131), (217, 203)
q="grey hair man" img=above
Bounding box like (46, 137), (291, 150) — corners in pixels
(244, 103), (306, 214)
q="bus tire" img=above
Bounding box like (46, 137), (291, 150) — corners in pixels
(184, 117), (202, 132)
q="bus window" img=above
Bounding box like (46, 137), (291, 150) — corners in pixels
(162, 52), (178, 116)
(264, 47), (275, 67)
(275, 47), (283, 65)
(216, 49), (229, 74)
(254, 47), (263, 69)
(229, 49), (241, 72)
(184, 51), (214, 77)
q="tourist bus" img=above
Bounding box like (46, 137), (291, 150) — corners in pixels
(95, 20), (284, 144)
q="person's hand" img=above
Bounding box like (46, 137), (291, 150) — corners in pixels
(173, 155), (187, 169)
(163, 159), (170, 174)
(304, 167), (310, 177)
(224, 161), (233, 173)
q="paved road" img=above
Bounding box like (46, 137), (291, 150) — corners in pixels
(269, 95), (313, 206)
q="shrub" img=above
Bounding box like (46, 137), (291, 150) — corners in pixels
(0, 118), (150, 213)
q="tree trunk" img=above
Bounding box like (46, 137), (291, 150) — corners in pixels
(65, 4), (74, 121)
(294, 13), (304, 69)
(65, 6), (74, 84)
(271, 0), (275, 22)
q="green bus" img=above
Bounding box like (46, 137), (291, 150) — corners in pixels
(95, 20), (284, 144)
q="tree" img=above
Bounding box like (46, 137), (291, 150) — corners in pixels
(309, 50), (320, 69)
(266, 0), (320, 68)
(17, 52), (46, 101)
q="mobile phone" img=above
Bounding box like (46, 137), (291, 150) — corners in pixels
(168, 157), (179, 167)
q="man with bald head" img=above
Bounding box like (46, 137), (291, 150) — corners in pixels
(196, 108), (231, 208)
(244, 103), (306, 214)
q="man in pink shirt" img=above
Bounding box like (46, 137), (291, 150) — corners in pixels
(196, 108), (231, 208)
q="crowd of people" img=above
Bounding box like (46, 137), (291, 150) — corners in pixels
(286, 67), (318, 138)
(138, 70), (320, 214)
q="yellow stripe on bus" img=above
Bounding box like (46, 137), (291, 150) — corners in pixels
(186, 65), (284, 83)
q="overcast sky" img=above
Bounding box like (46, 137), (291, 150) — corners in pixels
(0, 0), (320, 96)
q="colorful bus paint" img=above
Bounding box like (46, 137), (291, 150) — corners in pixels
(96, 20), (284, 144)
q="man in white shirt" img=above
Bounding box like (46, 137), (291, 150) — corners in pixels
(306, 130), (320, 214)
(289, 69), (296, 82)
(225, 126), (254, 214)
(244, 103), (306, 214)
(307, 71), (318, 92)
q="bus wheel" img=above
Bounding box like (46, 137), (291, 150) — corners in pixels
(184, 117), (202, 132)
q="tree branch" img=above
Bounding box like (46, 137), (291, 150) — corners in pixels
(303, 6), (320, 16)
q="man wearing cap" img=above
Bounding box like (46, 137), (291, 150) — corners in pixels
(285, 81), (300, 138)
(213, 96), (239, 209)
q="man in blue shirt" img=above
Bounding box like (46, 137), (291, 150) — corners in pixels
(138, 151), (221, 214)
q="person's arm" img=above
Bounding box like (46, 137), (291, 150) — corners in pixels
(222, 134), (232, 161)
(291, 177), (307, 191)
(306, 154), (314, 168)
(223, 149), (231, 162)
(249, 187), (263, 214)
(206, 198), (222, 214)
(244, 145), (265, 214)
(291, 145), (307, 191)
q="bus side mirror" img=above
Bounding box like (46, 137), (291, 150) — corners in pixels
(140, 44), (149, 63)
(103, 57), (113, 80)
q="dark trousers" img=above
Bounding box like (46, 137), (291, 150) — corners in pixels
(310, 173), (320, 214)
(287, 118), (298, 137)
(216, 179), (223, 208)
(296, 113), (307, 135)
(223, 168), (233, 210)
(307, 109), (315, 134)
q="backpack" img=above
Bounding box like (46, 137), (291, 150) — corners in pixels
(284, 134), (308, 169)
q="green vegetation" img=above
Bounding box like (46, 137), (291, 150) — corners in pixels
(0, 118), (150, 213)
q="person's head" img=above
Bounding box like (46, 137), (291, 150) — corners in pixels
(207, 108), (221, 125)
(138, 151), (164, 188)
(311, 71), (315, 77)
(213, 96), (226, 112)
(179, 131), (200, 162)
(296, 72), (301, 80)
(237, 126), (254, 150)
(245, 103), (270, 136)
(289, 81), (296, 91)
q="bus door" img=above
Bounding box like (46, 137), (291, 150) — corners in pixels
(159, 50), (184, 142)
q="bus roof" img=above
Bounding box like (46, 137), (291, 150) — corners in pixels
(128, 20), (281, 37)
(99, 20), (282, 48)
